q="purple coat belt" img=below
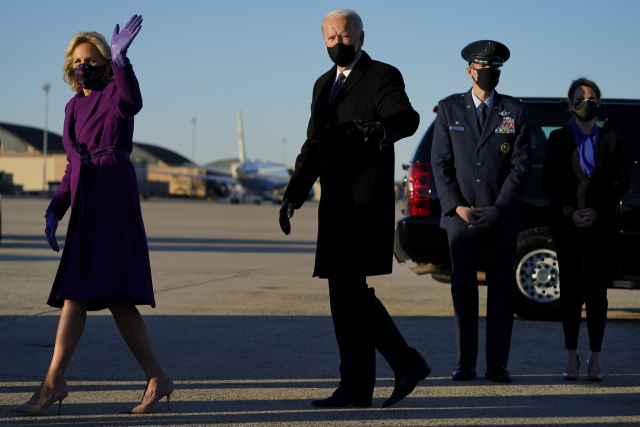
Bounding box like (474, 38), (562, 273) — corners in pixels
(72, 144), (130, 278)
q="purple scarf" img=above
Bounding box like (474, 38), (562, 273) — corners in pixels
(571, 121), (598, 177)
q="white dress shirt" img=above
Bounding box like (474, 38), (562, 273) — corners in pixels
(334, 51), (363, 82)
(331, 50), (386, 140)
(471, 90), (494, 119)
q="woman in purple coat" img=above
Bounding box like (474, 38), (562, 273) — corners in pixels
(11, 15), (173, 415)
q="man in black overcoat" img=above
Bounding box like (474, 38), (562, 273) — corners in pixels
(279, 9), (430, 408)
(431, 40), (531, 383)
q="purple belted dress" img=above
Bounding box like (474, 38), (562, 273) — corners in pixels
(46, 62), (155, 311)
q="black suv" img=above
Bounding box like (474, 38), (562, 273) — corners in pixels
(394, 97), (640, 320)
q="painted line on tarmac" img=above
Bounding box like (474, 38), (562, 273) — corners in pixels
(3, 382), (639, 399)
(3, 374), (640, 387)
(0, 308), (59, 324)
(154, 271), (257, 294)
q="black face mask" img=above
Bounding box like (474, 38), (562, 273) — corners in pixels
(327, 35), (360, 67)
(572, 99), (599, 121)
(473, 67), (500, 91)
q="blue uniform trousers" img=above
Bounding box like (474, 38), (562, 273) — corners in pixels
(447, 230), (517, 367)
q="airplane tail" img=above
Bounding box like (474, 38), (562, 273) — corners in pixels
(237, 108), (246, 163)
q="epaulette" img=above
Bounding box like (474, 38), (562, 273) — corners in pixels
(441, 93), (465, 102)
(500, 94), (524, 104)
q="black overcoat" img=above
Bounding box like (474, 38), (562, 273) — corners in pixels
(284, 51), (420, 278)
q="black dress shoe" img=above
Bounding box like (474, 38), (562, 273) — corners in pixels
(381, 362), (431, 408)
(452, 365), (477, 381)
(485, 365), (511, 383)
(310, 387), (372, 408)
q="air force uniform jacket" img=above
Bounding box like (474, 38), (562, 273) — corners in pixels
(431, 90), (531, 234)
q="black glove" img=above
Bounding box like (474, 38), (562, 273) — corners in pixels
(347, 118), (385, 141)
(279, 198), (296, 235)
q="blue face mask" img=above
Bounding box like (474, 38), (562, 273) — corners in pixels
(74, 64), (106, 90)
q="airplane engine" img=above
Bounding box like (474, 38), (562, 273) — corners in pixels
(213, 182), (232, 198)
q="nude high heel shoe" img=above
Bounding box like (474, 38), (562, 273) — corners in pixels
(563, 354), (580, 381)
(587, 358), (604, 381)
(11, 382), (69, 415)
(120, 377), (174, 414)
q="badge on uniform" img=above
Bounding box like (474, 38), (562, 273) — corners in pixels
(501, 143), (511, 153)
(495, 116), (515, 134)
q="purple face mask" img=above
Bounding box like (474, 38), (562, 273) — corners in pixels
(74, 64), (106, 90)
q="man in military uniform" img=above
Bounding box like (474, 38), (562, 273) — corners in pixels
(431, 40), (531, 383)
(279, 9), (429, 408)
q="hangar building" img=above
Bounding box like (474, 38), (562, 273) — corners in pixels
(0, 122), (206, 198)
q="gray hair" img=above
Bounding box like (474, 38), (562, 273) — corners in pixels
(321, 9), (363, 36)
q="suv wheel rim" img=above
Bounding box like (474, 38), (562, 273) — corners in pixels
(516, 249), (560, 303)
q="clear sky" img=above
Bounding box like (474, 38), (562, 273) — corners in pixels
(1, 0), (638, 180)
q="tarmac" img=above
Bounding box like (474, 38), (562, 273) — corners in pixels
(0, 196), (639, 426)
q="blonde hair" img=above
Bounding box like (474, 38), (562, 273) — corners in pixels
(62, 31), (114, 92)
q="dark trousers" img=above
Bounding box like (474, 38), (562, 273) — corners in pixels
(552, 223), (613, 352)
(328, 277), (425, 395)
(447, 231), (517, 368)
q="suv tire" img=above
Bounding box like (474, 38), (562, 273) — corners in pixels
(514, 228), (562, 320)
(431, 273), (451, 284)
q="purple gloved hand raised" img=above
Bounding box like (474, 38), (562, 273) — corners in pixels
(44, 212), (59, 252)
(111, 14), (143, 67)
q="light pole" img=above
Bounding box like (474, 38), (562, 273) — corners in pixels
(42, 83), (50, 195)
(282, 137), (286, 166)
(190, 117), (196, 198)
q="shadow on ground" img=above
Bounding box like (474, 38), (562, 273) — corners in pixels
(1, 315), (639, 425)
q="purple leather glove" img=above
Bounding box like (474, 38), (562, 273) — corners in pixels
(111, 14), (143, 67)
(44, 212), (59, 252)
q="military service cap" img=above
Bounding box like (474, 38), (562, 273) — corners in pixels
(461, 40), (510, 67)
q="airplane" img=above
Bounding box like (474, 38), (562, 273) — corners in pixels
(146, 109), (315, 203)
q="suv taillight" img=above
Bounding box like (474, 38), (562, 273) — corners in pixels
(407, 161), (431, 216)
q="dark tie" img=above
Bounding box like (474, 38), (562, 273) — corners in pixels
(329, 73), (346, 104)
(478, 102), (487, 132)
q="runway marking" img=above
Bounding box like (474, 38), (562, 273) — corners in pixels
(0, 308), (60, 324)
(2, 374), (639, 387)
(2, 380), (639, 402)
(154, 272), (255, 294)
(3, 381), (639, 424)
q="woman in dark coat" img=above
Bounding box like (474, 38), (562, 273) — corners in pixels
(11, 15), (173, 415)
(541, 78), (628, 381)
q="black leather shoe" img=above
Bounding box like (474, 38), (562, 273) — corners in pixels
(485, 365), (512, 383)
(310, 387), (372, 408)
(381, 362), (431, 408)
(452, 365), (477, 381)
